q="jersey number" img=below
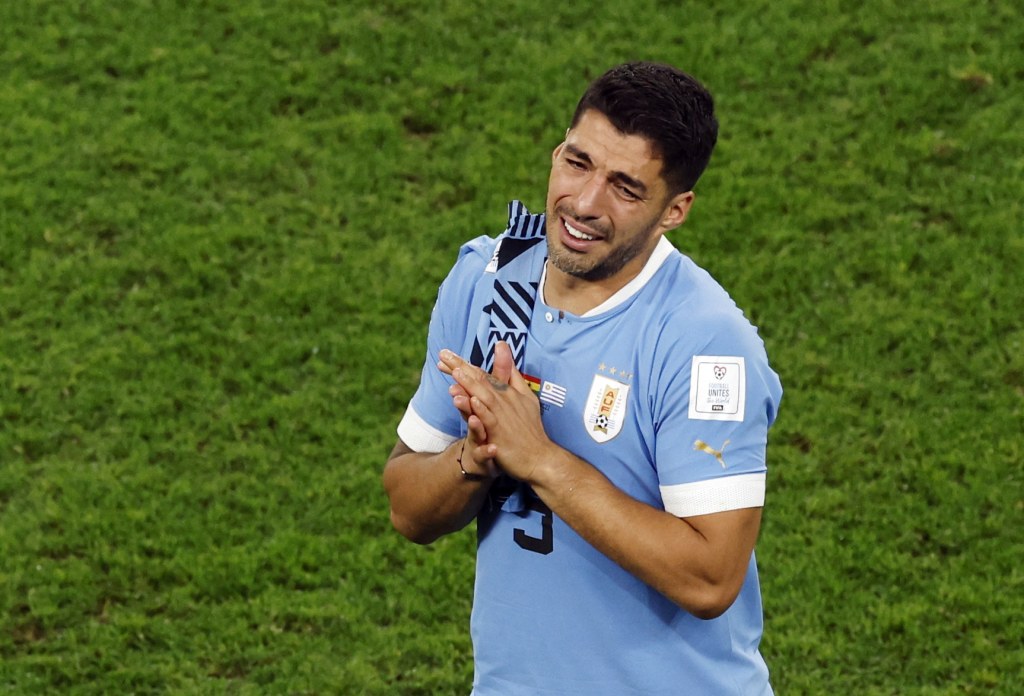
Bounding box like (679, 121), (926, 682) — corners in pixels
(513, 497), (553, 555)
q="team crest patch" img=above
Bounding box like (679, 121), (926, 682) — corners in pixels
(583, 374), (629, 443)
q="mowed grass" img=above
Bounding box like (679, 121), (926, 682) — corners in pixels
(1, 1), (1021, 693)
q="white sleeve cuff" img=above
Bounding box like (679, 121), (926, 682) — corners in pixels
(659, 472), (766, 517)
(396, 404), (459, 453)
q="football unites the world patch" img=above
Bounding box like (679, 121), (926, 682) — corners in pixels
(583, 374), (630, 443)
(688, 355), (746, 422)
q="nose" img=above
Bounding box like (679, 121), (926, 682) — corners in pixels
(573, 173), (605, 220)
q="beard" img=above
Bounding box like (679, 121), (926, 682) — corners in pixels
(546, 206), (662, 282)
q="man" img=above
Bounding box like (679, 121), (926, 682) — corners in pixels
(383, 62), (782, 695)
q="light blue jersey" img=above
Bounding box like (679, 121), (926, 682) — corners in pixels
(399, 225), (782, 695)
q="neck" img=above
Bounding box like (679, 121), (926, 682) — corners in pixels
(542, 236), (672, 315)
(542, 260), (641, 316)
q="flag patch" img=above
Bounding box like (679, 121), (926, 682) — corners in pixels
(524, 373), (542, 394)
(539, 381), (567, 407)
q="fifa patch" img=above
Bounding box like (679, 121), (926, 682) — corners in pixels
(583, 374), (629, 443)
(688, 356), (746, 422)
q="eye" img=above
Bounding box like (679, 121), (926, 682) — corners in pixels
(618, 186), (640, 201)
(566, 157), (586, 170)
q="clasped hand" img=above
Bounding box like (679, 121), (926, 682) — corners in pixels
(438, 342), (551, 483)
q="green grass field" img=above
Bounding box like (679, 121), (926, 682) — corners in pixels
(2, 1), (1022, 693)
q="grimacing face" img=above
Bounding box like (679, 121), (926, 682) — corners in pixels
(544, 110), (693, 286)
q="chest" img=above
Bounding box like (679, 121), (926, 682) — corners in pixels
(520, 302), (661, 495)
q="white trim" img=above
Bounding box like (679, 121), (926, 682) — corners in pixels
(539, 237), (676, 316)
(396, 404), (459, 453)
(585, 237), (674, 316)
(659, 472), (766, 517)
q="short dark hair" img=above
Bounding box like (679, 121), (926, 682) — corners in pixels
(570, 62), (719, 194)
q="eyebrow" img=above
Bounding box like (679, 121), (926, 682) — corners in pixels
(563, 144), (650, 198)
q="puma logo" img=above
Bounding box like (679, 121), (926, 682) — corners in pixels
(693, 439), (730, 468)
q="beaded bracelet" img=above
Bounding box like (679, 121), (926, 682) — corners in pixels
(457, 439), (487, 481)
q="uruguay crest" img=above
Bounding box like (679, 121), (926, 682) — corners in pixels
(583, 374), (630, 443)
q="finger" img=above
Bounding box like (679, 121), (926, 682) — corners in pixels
(469, 395), (499, 430)
(491, 341), (515, 384)
(451, 365), (485, 395)
(466, 413), (488, 443)
(470, 442), (499, 466)
(452, 394), (473, 420)
(478, 342), (532, 398)
(506, 359), (534, 396)
(469, 440), (492, 463)
(509, 371), (529, 394)
(437, 349), (469, 376)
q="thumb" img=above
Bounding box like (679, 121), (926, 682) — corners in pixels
(507, 358), (534, 395)
(491, 340), (515, 384)
(494, 340), (533, 395)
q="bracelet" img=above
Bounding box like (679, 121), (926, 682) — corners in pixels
(457, 439), (487, 481)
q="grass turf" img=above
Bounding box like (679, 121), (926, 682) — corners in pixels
(1, 0), (1022, 692)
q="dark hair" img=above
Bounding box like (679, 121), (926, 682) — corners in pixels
(570, 62), (719, 194)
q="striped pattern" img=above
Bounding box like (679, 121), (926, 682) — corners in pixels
(471, 201), (546, 373)
(505, 199), (547, 238)
(523, 374), (542, 393)
(539, 380), (567, 407)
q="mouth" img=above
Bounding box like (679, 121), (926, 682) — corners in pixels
(565, 219), (597, 241)
(559, 216), (604, 251)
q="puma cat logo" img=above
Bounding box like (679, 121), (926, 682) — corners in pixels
(693, 439), (731, 468)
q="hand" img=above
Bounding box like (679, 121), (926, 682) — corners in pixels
(438, 341), (515, 424)
(438, 342), (517, 477)
(440, 345), (553, 484)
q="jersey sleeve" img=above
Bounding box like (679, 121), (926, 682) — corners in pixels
(651, 310), (782, 518)
(396, 236), (496, 453)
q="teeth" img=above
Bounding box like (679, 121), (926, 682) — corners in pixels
(565, 221), (595, 241)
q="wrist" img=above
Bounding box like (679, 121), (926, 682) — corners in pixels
(456, 438), (489, 482)
(526, 442), (576, 492)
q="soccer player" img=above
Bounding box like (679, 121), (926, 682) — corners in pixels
(383, 61), (782, 695)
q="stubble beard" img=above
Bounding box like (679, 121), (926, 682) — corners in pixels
(546, 207), (662, 282)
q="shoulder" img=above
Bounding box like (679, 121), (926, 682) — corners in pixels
(433, 234), (499, 306)
(642, 250), (768, 356)
(453, 234), (500, 274)
(639, 250), (780, 396)
(444, 210), (548, 296)
(637, 251), (782, 429)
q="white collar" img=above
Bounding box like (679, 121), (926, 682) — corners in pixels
(540, 236), (675, 317)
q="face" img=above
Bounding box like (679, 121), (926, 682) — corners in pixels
(545, 109), (693, 285)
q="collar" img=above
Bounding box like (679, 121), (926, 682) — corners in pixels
(539, 236), (675, 317)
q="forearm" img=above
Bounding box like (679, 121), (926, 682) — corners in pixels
(382, 439), (493, 545)
(441, 349), (761, 617)
(530, 445), (759, 619)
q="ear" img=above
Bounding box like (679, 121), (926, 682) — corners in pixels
(551, 141), (565, 163)
(659, 191), (696, 232)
